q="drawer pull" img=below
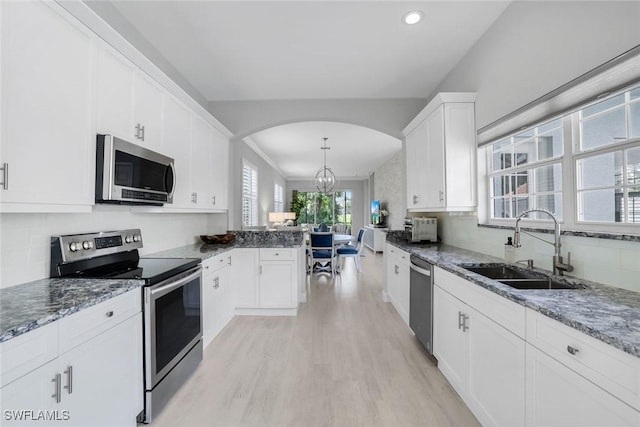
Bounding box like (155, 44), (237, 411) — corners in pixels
(567, 345), (580, 356)
(105, 310), (114, 318)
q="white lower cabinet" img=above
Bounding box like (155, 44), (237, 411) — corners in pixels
(202, 254), (234, 348)
(58, 313), (143, 426)
(526, 343), (640, 427)
(385, 243), (410, 326)
(434, 266), (640, 427)
(434, 284), (525, 427)
(232, 248), (300, 315)
(0, 290), (143, 427)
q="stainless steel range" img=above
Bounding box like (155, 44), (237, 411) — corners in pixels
(50, 229), (203, 423)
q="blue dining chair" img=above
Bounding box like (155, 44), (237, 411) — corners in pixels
(336, 228), (367, 272)
(309, 232), (336, 275)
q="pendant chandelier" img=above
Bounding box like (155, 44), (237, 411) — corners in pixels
(314, 137), (336, 193)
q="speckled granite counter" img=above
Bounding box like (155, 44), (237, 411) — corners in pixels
(148, 230), (305, 260)
(1, 231), (304, 344)
(0, 278), (142, 343)
(386, 232), (640, 358)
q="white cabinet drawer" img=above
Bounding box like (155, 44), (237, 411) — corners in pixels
(59, 290), (141, 354)
(526, 308), (640, 411)
(434, 267), (525, 338)
(260, 248), (295, 261)
(0, 321), (58, 388)
(203, 253), (230, 273)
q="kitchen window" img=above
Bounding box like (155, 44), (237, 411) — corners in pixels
(485, 84), (640, 232)
(242, 159), (258, 226)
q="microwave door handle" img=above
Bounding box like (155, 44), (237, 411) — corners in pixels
(165, 161), (175, 199)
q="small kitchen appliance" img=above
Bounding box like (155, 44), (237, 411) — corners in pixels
(95, 134), (175, 206)
(404, 217), (438, 243)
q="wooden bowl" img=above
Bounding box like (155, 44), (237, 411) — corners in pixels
(200, 233), (236, 244)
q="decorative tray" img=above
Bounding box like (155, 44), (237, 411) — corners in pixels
(200, 232), (236, 244)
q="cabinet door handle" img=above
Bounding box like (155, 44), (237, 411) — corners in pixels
(212, 195), (216, 205)
(64, 366), (73, 394)
(105, 310), (114, 318)
(140, 125), (145, 141)
(213, 277), (220, 289)
(259, 265), (262, 275)
(394, 265), (399, 275)
(567, 345), (580, 356)
(52, 373), (61, 403)
(462, 314), (469, 332)
(413, 195), (418, 205)
(439, 190), (444, 202)
(458, 311), (464, 330)
(0, 163), (7, 190)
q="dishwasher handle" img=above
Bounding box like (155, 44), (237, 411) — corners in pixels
(410, 262), (432, 276)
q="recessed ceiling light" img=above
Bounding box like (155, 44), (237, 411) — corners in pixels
(402, 10), (423, 25)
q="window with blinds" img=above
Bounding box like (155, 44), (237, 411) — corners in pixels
(242, 160), (258, 226)
(274, 183), (284, 212)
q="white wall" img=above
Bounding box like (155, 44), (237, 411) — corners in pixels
(429, 0), (640, 292)
(373, 151), (405, 230)
(285, 179), (366, 235)
(0, 210), (226, 288)
(228, 139), (287, 229)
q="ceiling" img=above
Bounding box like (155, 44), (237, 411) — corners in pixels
(249, 121), (401, 179)
(98, 1), (511, 179)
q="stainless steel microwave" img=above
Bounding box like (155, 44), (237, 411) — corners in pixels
(96, 134), (175, 206)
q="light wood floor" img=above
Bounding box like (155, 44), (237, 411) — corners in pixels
(151, 251), (480, 427)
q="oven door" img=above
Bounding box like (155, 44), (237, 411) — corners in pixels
(144, 266), (202, 389)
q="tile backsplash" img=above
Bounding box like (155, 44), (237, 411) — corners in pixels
(436, 213), (640, 293)
(0, 210), (226, 288)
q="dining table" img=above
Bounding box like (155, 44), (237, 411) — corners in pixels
(333, 233), (356, 246)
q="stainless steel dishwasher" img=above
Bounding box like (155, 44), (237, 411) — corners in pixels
(409, 254), (434, 354)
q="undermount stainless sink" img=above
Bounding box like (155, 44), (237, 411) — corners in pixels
(463, 265), (539, 280)
(460, 263), (582, 290)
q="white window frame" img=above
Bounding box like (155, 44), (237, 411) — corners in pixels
(242, 159), (259, 227)
(484, 83), (640, 235)
(274, 183), (284, 213)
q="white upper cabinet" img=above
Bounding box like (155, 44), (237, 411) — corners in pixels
(162, 95), (192, 208)
(190, 114), (213, 208)
(95, 45), (164, 149)
(95, 46), (135, 141)
(133, 71), (164, 150)
(403, 93), (477, 212)
(0, 1), (94, 212)
(210, 128), (229, 210)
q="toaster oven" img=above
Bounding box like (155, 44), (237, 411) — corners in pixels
(404, 217), (438, 243)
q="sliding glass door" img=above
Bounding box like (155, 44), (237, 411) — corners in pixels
(291, 190), (352, 226)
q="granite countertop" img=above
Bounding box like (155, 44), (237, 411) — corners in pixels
(0, 230), (304, 344)
(149, 230), (305, 260)
(0, 278), (143, 343)
(385, 232), (640, 358)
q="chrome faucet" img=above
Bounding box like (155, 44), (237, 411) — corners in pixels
(513, 209), (574, 276)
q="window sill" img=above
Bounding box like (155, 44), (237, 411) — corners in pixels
(478, 223), (640, 243)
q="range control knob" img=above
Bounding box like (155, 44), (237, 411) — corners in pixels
(82, 241), (93, 250)
(69, 242), (79, 252)
(133, 234), (141, 242)
(125, 235), (133, 243)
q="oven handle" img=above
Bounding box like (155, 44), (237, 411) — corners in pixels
(149, 266), (202, 297)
